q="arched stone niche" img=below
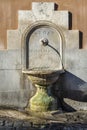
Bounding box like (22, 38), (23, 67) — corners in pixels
(22, 21), (65, 71)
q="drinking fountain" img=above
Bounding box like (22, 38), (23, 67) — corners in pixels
(22, 21), (65, 112)
(5, 1), (81, 114)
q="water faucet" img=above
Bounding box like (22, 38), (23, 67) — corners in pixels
(40, 38), (49, 46)
(40, 38), (64, 70)
(40, 38), (60, 56)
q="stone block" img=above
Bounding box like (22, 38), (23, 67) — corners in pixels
(7, 30), (21, 49)
(0, 90), (28, 108)
(18, 10), (35, 30)
(65, 30), (79, 50)
(0, 49), (21, 69)
(52, 11), (69, 29)
(0, 70), (22, 91)
(32, 2), (54, 12)
(32, 2), (54, 20)
(18, 11), (35, 23)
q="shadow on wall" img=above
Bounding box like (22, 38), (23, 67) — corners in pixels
(79, 31), (83, 49)
(54, 3), (58, 10)
(69, 12), (83, 49)
(60, 71), (87, 102)
(69, 12), (72, 30)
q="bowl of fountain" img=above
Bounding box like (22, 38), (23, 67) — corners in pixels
(22, 68), (63, 86)
(22, 68), (64, 112)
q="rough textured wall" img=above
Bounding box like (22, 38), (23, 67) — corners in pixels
(0, 0), (87, 49)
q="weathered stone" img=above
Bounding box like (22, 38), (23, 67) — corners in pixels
(0, 70), (22, 91)
(51, 11), (69, 29)
(0, 89), (30, 108)
(7, 30), (21, 49)
(5, 120), (13, 127)
(0, 50), (21, 69)
(18, 3), (69, 29)
(18, 11), (35, 31)
(0, 120), (4, 126)
(65, 30), (79, 49)
(18, 11), (35, 23)
(32, 2), (54, 20)
(24, 22), (63, 70)
(22, 122), (32, 128)
(14, 121), (23, 127)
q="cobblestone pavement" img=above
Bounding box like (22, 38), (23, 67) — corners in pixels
(0, 109), (87, 129)
(0, 120), (87, 130)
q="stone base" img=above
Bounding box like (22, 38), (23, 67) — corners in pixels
(27, 85), (57, 112)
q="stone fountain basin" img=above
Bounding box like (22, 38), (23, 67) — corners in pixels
(22, 69), (64, 86)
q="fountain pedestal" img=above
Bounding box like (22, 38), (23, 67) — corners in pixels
(27, 84), (57, 112)
(23, 70), (64, 112)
